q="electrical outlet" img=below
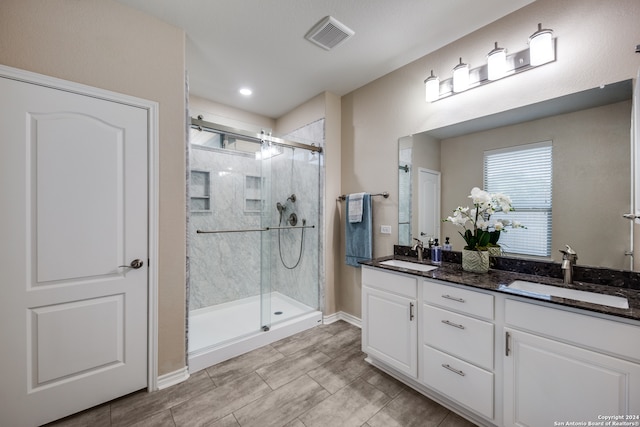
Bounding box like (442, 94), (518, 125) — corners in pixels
(380, 225), (392, 234)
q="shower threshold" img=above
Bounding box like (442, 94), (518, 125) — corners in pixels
(188, 292), (322, 373)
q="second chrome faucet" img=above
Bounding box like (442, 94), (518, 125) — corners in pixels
(559, 245), (578, 284)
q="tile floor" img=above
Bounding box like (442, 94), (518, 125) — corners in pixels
(48, 321), (478, 427)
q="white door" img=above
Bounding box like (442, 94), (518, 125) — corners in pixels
(418, 168), (441, 242)
(0, 73), (149, 426)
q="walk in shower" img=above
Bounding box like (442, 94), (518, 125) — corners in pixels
(187, 117), (323, 372)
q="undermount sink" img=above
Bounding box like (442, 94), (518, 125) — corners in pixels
(504, 280), (629, 309)
(380, 259), (439, 273)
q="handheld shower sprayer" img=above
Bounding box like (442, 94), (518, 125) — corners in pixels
(276, 201), (286, 224)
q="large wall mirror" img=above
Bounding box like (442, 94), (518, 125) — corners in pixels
(399, 79), (634, 271)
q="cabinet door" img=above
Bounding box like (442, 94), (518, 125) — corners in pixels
(504, 328), (640, 426)
(362, 286), (417, 377)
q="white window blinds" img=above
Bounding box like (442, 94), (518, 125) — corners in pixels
(484, 141), (552, 257)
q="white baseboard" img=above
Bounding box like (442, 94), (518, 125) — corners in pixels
(323, 311), (361, 328)
(157, 366), (190, 390)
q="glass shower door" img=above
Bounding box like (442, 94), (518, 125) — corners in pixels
(259, 139), (273, 332)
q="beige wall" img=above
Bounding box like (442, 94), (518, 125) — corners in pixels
(321, 92), (342, 315)
(190, 95), (276, 131)
(0, 0), (187, 376)
(440, 100), (631, 270)
(339, 0), (640, 317)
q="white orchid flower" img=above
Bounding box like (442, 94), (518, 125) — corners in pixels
(476, 218), (489, 230)
(492, 192), (513, 213)
(469, 187), (491, 205)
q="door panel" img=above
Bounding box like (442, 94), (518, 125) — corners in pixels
(0, 73), (149, 426)
(34, 113), (124, 283)
(30, 295), (124, 386)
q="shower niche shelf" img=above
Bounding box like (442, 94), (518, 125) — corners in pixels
(190, 170), (211, 212)
(244, 175), (264, 213)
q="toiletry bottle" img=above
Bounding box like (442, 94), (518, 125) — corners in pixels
(431, 239), (442, 265)
(443, 237), (452, 251)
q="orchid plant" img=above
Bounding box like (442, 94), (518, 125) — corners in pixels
(444, 187), (524, 251)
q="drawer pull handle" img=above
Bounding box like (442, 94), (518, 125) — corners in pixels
(441, 294), (465, 303)
(441, 319), (465, 329)
(442, 364), (465, 376)
(409, 302), (415, 321)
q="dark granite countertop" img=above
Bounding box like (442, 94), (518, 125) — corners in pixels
(361, 255), (640, 322)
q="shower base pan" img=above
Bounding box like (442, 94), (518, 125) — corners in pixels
(188, 292), (322, 373)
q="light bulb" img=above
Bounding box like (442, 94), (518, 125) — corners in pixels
(529, 23), (554, 66)
(424, 70), (440, 102)
(487, 42), (507, 80)
(452, 58), (469, 93)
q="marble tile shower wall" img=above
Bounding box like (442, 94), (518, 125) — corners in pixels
(270, 147), (320, 309)
(278, 119), (324, 311)
(189, 119), (324, 312)
(189, 147), (263, 310)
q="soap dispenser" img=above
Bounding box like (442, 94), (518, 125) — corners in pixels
(443, 237), (452, 251)
(431, 238), (442, 265)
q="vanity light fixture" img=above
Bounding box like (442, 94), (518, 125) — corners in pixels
(424, 23), (556, 102)
(487, 42), (507, 80)
(529, 23), (554, 66)
(452, 58), (470, 92)
(424, 70), (440, 102)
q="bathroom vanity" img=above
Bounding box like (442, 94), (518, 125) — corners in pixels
(361, 257), (640, 427)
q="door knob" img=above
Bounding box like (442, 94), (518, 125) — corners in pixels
(119, 259), (144, 269)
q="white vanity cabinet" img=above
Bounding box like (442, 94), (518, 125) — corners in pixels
(503, 299), (640, 426)
(361, 265), (640, 427)
(361, 267), (418, 378)
(421, 279), (495, 420)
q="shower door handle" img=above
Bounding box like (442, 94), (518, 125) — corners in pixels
(119, 259), (144, 269)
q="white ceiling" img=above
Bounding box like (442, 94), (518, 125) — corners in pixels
(115, 0), (535, 119)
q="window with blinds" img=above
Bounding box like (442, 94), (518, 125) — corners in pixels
(484, 141), (552, 257)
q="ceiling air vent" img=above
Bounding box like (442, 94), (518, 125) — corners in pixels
(305, 16), (354, 51)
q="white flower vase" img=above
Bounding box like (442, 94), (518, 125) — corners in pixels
(462, 249), (489, 273)
(487, 246), (502, 257)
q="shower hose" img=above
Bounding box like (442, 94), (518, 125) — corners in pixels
(278, 218), (305, 269)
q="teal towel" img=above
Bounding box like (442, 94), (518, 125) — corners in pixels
(345, 193), (372, 267)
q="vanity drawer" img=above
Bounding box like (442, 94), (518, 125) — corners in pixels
(363, 267), (417, 298)
(422, 344), (494, 419)
(422, 305), (494, 371)
(505, 299), (640, 361)
(423, 280), (494, 320)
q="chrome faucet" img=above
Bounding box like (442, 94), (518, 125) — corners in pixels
(559, 245), (578, 284)
(412, 238), (424, 262)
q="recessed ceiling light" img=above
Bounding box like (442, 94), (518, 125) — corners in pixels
(239, 88), (252, 96)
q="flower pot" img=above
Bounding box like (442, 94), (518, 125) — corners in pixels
(487, 246), (502, 257)
(462, 249), (489, 273)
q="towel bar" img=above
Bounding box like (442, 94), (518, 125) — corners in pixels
(337, 192), (389, 201)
